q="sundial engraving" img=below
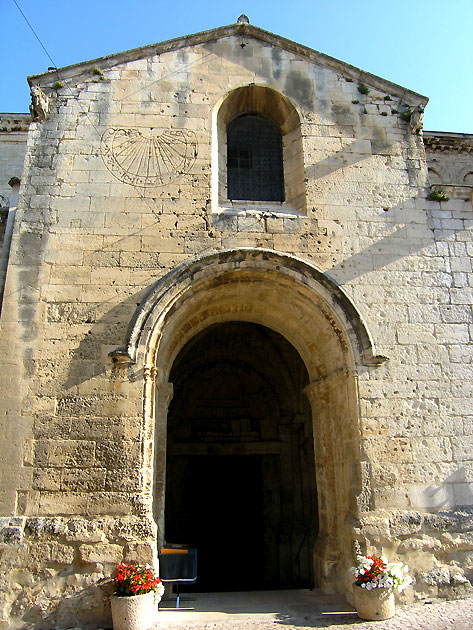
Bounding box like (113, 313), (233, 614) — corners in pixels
(101, 127), (197, 187)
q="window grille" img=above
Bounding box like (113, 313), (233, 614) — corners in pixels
(227, 115), (284, 202)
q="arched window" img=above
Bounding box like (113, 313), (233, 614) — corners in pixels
(227, 114), (284, 202)
(213, 85), (306, 214)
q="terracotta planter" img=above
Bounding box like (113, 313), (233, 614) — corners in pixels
(111, 591), (158, 630)
(353, 583), (395, 621)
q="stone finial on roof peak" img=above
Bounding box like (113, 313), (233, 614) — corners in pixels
(237, 14), (250, 24)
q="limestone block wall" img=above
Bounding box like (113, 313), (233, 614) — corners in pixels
(351, 132), (473, 598)
(0, 114), (29, 206)
(353, 181), (473, 596)
(425, 132), (473, 202)
(0, 25), (472, 627)
(0, 115), (29, 250)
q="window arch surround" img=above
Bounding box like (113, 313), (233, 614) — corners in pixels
(213, 85), (306, 214)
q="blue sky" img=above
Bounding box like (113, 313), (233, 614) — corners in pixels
(3, 0), (473, 133)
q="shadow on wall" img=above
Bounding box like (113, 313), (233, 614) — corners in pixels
(329, 220), (421, 284)
(424, 467), (473, 509)
(305, 136), (395, 182)
(14, 577), (112, 630)
(61, 291), (143, 390)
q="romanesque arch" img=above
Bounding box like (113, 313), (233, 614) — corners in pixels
(124, 248), (386, 593)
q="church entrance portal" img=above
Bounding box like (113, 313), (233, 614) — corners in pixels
(130, 249), (378, 593)
(165, 322), (318, 591)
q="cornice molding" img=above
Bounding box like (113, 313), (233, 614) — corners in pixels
(0, 114), (30, 133)
(424, 131), (473, 154)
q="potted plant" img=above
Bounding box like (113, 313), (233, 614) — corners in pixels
(350, 553), (412, 620)
(111, 563), (165, 630)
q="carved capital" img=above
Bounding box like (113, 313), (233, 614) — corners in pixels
(156, 381), (174, 408)
(304, 369), (351, 403)
(142, 367), (174, 406)
(108, 347), (134, 367)
(143, 365), (158, 381)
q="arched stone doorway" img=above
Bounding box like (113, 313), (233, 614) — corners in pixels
(124, 248), (385, 594)
(165, 321), (317, 590)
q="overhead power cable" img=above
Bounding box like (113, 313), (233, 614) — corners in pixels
(12, 0), (59, 70)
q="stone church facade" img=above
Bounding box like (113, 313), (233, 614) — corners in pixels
(0, 19), (472, 628)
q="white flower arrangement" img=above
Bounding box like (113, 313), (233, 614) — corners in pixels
(350, 553), (412, 592)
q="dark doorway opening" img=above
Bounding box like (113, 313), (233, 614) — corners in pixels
(166, 455), (264, 591)
(164, 322), (317, 591)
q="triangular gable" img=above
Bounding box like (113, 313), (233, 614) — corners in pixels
(28, 21), (428, 106)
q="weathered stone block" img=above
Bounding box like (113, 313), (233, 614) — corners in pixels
(106, 516), (156, 542)
(141, 235), (185, 253)
(69, 416), (141, 441)
(87, 492), (135, 516)
(119, 252), (160, 268)
(453, 483), (473, 506)
(64, 517), (106, 543)
(0, 526), (22, 544)
(21, 542), (51, 568)
(362, 437), (413, 463)
(373, 486), (410, 509)
(24, 517), (65, 539)
(388, 511), (423, 537)
(420, 567), (451, 586)
(397, 535), (442, 552)
(38, 493), (90, 516)
(94, 441), (141, 469)
(409, 484), (455, 509)
(33, 468), (62, 491)
(47, 303), (96, 323)
(452, 437), (473, 461)
(423, 510), (473, 534)
(237, 216), (264, 232)
(61, 468), (106, 492)
(124, 541), (155, 565)
(105, 469), (141, 492)
(50, 543), (75, 564)
(211, 213), (238, 231)
(440, 531), (473, 551)
(79, 542), (123, 564)
(412, 438), (453, 463)
(34, 440), (95, 467)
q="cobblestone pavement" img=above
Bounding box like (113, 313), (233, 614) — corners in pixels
(153, 592), (473, 630)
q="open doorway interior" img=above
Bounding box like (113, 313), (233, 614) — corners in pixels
(164, 322), (318, 591)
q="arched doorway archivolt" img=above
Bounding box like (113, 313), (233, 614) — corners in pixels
(122, 248), (386, 594)
(126, 248), (385, 376)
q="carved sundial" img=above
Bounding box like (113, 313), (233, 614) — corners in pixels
(101, 127), (197, 187)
